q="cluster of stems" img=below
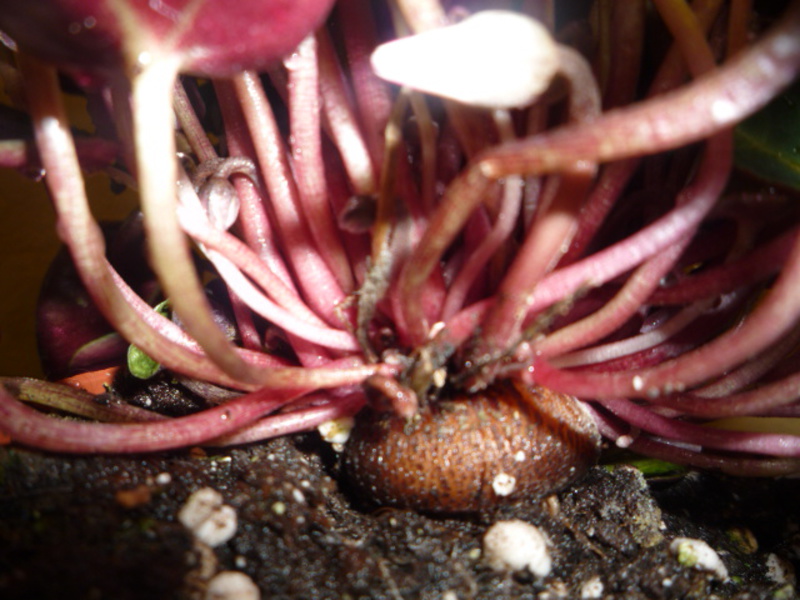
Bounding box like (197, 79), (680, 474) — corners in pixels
(1, 0), (800, 475)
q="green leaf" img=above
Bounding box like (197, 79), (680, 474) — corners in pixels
(734, 80), (800, 191)
(604, 456), (687, 479)
(126, 300), (169, 379)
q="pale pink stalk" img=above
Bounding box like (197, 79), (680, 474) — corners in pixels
(441, 176), (522, 319)
(210, 390), (365, 445)
(599, 397), (800, 456)
(537, 244), (685, 359)
(522, 133), (731, 318)
(19, 54), (245, 389)
(536, 226), (800, 399)
(553, 300), (714, 369)
(213, 80), (299, 290)
(480, 2), (800, 177)
(233, 71), (349, 327)
(287, 34), (355, 292)
(316, 29), (378, 196)
(650, 228), (798, 305)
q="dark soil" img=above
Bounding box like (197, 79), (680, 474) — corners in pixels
(0, 431), (798, 599)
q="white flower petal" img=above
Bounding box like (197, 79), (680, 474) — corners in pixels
(371, 11), (559, 109)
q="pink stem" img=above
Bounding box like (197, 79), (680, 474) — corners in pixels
(587, 403), (800, 475)
(650, 227), (798, 305)
(209, 390), (366, 446)
(316, 29), (378, 195)
(535, 221), (800, 399)
(694, 323), (800, 398)
(176, 183), (345, 331)
(537, 243), (685, 359)
(395, 168), (493, 345)
(553, 299), (713, 369)
(479, 2), (800, 177)
(522, 132), (731, 319)
(0, 382), (300, 453)
(233, 71), (348, 327)
(213, 80), (296, 288)
(132, 60), (266, 386)
(287, 35), (355, 292)
(466, 162), (596, 370)
(337, 0), (394, 161)
(173, 79), (217, 162)
(654, 370), (800, 418)
(0, 137), (118, 170)
(441, 176), (522, 320)
(599, 397), (800, 457)
(18, 54), (247, 389)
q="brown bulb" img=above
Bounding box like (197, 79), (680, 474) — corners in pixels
(342, 379), (600, 513)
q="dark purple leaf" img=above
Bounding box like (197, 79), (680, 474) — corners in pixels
(0, 0), (336, 80)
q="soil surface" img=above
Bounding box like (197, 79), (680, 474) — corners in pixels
(0, 430), (798, 600)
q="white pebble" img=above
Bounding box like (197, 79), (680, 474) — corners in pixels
(371, 11), (559, 109)
(491, 472), (517, 497)
(765, 553), (796, 586)
(178, 487), (238, 547)
(615, 435), (635, 449)
(669, 537), (729, 581)
(205, 571), (260, 600)
(178, 488), (224, 530)
(580, 576), (604, 599)
(483, 519), (551, 577)
(318, 417), (355, 447)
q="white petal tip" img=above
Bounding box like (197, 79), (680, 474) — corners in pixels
(371, 11), (559, 109)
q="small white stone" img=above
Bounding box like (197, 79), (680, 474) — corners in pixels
(178, 488), (237, 548)
(371, 11), (559, 109)
(205, 571), (260, 600)
(491, 472), (517, 497)
(615, 435), (635, 449)
(318, 416), (355, 446)
(483, 519), (551, 577)
(765, 553), (796, 586)
(432, 367), (447, 389)
(155, 472), (172, 486)
(580, 576), (604, 599)
(669, 537), (729, 581)
(193, 505), (237, 548)
(178, 488), (224, 530)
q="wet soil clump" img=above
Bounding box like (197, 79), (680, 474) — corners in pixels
(0, 435), (797, 599)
